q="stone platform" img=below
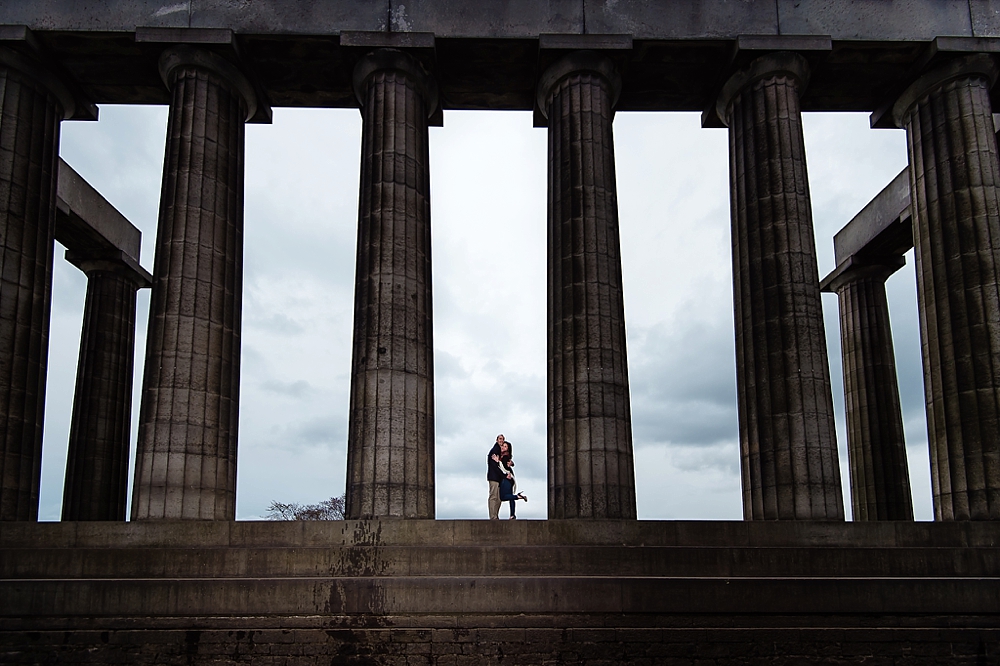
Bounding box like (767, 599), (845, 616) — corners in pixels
(1, 520), (998, 664)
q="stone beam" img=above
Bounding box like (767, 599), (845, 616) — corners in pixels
(2, 0), (995, 41)
(54, 158), (151, 284)
(830, 169), (913, 270)
(0, 2), (998, 113)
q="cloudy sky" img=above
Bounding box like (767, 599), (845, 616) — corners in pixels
(39, 103), (928, 521)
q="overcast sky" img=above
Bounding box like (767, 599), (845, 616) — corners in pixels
(39, 104), (928, 521)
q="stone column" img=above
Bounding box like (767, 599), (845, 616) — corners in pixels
(827, 261), (913, 521)
(538, 51), (636, 519)
(0, 49), (74, 521)
(131, 46), (255, 520)
(892, 55), (1000, 520)
(62, 255), (148, 521)
(717, 52), (844, 520)
(346, 49), (436, 519)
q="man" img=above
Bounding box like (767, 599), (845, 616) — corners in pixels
(487, 434), (506, 519)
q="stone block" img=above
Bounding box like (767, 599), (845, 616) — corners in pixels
(387, 0), (582, 37)
(584, 0), (778, 39)
(777, 0), (973, 39)
(189, 0), (388, 33)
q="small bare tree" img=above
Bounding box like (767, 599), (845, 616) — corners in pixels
(265, 493), (346, 521)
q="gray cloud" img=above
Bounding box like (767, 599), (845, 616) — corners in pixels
(628, 320), (738, 447)
(291, 415), (347, 448)
(261, 379), (312, 398)
(247, 312), (306, 336)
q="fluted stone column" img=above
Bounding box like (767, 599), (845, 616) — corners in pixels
(346, 49), (436, 519)
(62, 256), (147, 521)
(892, 55), (1000, 520)
(538, 51), (636, 519)
(828, 262), (913, 521)
(0, 49), (74, 521)
(717, 52), (844, 520)
(131, 46), (255, 520)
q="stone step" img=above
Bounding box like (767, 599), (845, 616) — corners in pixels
(3, 520), (999, 661)
(2, 519), (998, 549)
(2, 575), (998, 621)
(2, 544), (998, 579)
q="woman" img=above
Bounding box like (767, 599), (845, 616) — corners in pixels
(497, 439), (527, 519)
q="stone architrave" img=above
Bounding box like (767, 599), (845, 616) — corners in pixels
(826, 261), (913, 521)
(62, 255), (148, 521)
(892, 55), (1000, 520)
(538, 51), (637, 519)
(0, 48), (75, 521)
(717, 52), (844, 521)
(131, 46), (256, 520)
(346, 49), (437, 519)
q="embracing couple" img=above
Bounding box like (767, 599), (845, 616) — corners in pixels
(487, 434), (528, 520)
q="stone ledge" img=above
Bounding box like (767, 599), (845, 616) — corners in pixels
(2, 576), (998, 617)
(3, 519), (998, 548)
(1, 625), (998, 665)
(2, 544), (998, 578)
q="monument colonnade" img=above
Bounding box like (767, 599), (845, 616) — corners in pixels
(59, 161), (152, 522)
(1, 31), (999, 523)
(825, 54), (1000, 522)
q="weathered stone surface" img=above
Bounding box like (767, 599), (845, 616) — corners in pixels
(827, 264), (913, 521)
(61, 265), (141, 522)
(1, 0), (987, 40)
(0, 57), (62, 522)
(776, 0), (975, 40)
(132, 46), (252, 520)
(721, 53), (844, 520)
(894, 55), (1000, 520)
(541, 52), (636, 520)
(2, 5), (997, 115)
(4, 516), (1000, 549)
(1, 521), (999, 663)
(1, 626), (996, 665)
(346, 49), (436, 519)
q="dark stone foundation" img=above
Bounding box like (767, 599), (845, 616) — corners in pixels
(1, 520), (997, 664)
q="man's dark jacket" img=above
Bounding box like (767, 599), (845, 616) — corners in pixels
(486, 443), (505, 482)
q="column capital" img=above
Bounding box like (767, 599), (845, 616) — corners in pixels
(821, 255), (906, 294)
(0, 45), (78, 120)
(352, 48), (439, 120)
(715, 51), (810, 128)
(64, 249), (152, 288)
(535, 50), (622, 121)
(891, 54), (999, 128)
(158, 45), (258, 122)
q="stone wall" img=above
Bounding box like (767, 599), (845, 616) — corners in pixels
(2, 520), (999, 664)
(4, 626), (999, 665)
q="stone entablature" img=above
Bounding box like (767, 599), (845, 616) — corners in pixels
(2, 4), (1000, 114)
